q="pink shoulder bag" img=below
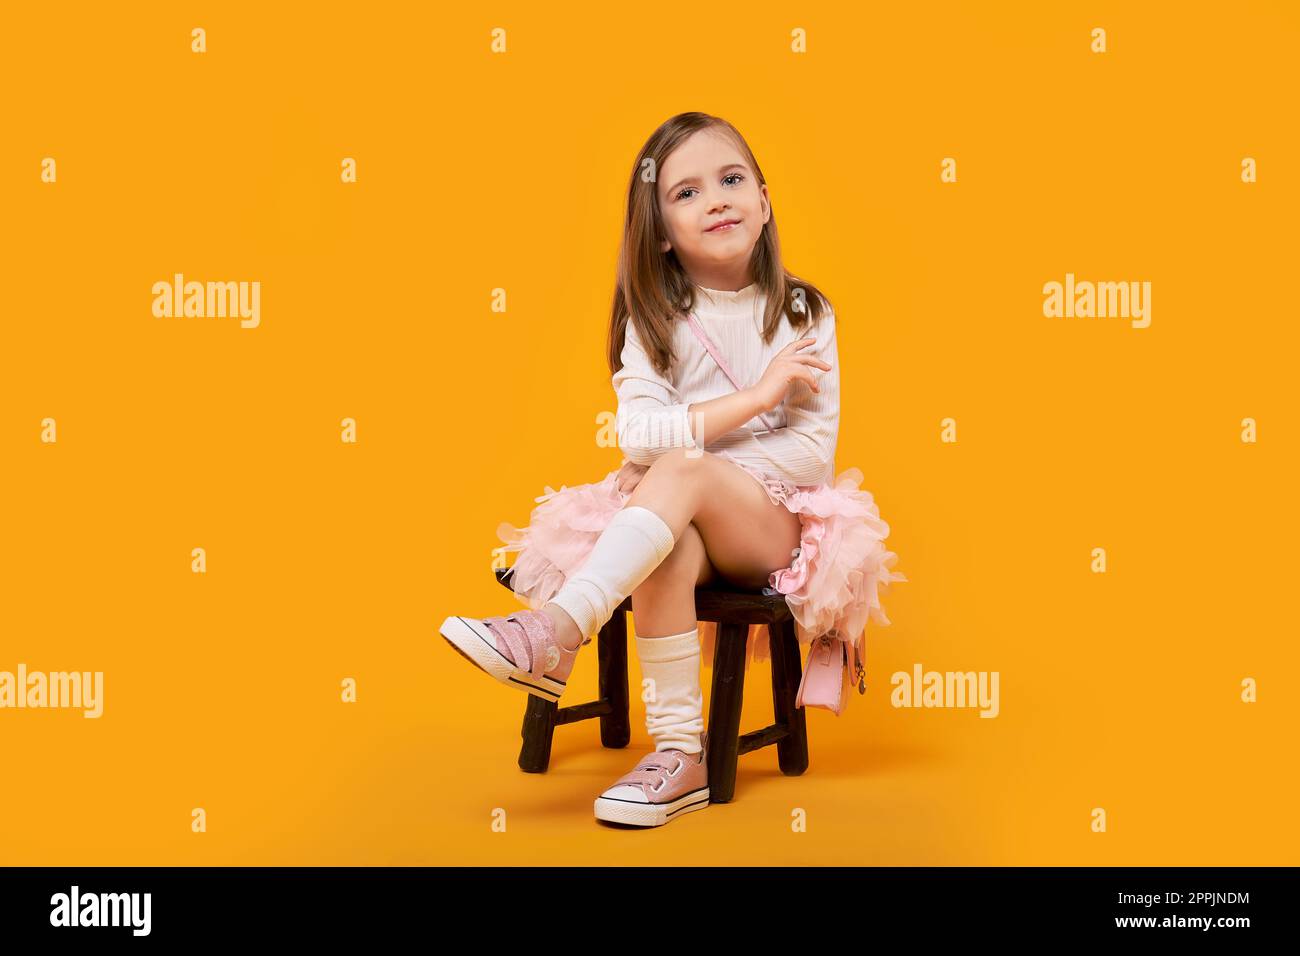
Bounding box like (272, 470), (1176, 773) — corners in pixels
(684, 311), (866, 715)
(795, 633), (866, 716)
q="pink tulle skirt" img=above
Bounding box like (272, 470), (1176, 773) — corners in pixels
(494, 450), (906, 675)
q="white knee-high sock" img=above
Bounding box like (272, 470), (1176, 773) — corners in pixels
(546, 505), (676, 642)
(636, 627), (704, 755)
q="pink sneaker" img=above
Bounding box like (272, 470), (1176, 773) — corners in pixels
(594, 732), (710, 827)
(439, 610), (588, 702)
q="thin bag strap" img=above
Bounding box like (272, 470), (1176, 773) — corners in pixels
(685, 312), (779, 432)
(685, 312), (746, 390)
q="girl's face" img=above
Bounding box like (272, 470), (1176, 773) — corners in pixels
(656, 128), (770, 290)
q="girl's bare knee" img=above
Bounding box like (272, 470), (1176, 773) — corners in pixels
(627, 450), (706, 514)
(644, 448), (707, 483)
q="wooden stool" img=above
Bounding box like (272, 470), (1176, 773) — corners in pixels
(495, 567), (809, 803)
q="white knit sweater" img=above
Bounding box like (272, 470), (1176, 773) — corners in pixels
(611, 282), (839, 487)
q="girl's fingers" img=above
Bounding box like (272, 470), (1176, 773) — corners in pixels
(789, 367), (820, 393)
(780, 337), (817, 355)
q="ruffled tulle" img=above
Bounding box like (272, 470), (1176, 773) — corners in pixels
(700, 451), (907, 673)
(494, 470), (628, 612)
(494, 452), (906, 679)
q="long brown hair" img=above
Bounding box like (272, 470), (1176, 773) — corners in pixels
(606, 111), (834, 378)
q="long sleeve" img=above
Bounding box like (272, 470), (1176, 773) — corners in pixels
(706, 310), (841, 485)
(611, 319), (699, 465)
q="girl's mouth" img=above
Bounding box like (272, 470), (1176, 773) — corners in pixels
(706, 220), (741, 233)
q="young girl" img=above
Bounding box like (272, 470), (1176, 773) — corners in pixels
(440, 111), (905, 828)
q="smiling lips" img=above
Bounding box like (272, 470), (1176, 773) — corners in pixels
(706, 219), (741, 233)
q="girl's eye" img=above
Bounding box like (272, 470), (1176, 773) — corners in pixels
(674, 173), (745, 201)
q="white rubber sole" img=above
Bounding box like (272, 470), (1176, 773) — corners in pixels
(439, 615), (565, 702)
(593, 786), (711, 827)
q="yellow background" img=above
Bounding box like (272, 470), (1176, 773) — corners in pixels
(2, 2), (1295, 865)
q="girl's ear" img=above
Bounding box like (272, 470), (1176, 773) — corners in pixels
(660, 238), (672, 253)
(760, 183), (771, 224)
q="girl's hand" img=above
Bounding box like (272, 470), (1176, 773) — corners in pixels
(615, 459), (649, 495)
(749, 338), (832, 414)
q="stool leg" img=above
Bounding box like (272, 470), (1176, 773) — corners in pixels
(769, 619), (809, 775)
(518, 696), (556, 773)
(706, 620), (749, 803)
(598, 610), (631, 749)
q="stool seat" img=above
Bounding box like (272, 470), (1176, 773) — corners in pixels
(493, 566), (809, 803)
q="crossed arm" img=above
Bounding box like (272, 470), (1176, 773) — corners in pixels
(611, 313), (841, 486)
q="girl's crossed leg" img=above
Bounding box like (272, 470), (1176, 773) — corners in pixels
(624, 449), (802, 636)
(538, 449), (801, 647)
(614, 449), (801, 760)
